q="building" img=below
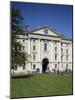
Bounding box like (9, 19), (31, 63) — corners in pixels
(12, 26), (72, 74)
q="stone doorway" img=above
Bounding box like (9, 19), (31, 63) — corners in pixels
(42, 58), (49, 73)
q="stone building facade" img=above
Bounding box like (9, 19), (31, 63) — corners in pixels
(12, 26), (72, 74)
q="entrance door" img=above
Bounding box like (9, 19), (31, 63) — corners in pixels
(42, 58), (49, 73)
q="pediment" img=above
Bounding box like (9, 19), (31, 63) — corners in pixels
(30, 26), (61, 37)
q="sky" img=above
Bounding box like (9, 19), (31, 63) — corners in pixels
(11, 2), (73, 38)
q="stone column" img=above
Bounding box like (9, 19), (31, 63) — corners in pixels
(58, 41), (61, 70)
(37, 39), (41, 62)
(37, 39), (42, 73)
(50, 40), (54, 62)
(27, 38), (30, 55)
(27, 38), (31, 71)
(50, 40), (54, 69)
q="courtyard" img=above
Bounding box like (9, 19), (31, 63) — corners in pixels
(11, 73), (73, 98)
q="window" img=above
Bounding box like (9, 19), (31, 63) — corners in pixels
(61, 48), (63, 53)
(61, 42), (63, 46)
(33, 39), (35, 42)
(55, 47), (57, 52)
(23, 39), (25, 42)
(22, 46), (25, 50)
(53, 41), (57, 44)
(55, 54), (57, 60)
(33, 45), (35, 50)
(23, 65), (25, 70)
(66, 64), (68, 69)
(61, 55), (63, 61)
(66, 49), (68, 53)
(66, 55), (68, 61)
(19, 46), (21, 51)
(17, 46), (19, 50)
(62, 64), (63, 68)
(54, 41), (57, 44)
(66, 44), (68, 46)
(33, 54), (35, 60)
(44, 43), (47, 50)
(33, 64), (36, 70)
(55, 64), (57, 69)
(44, 29), (48, 34)
(14, 65), (17, 70)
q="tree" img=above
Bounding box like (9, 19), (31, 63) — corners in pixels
(11, 7), (29, 69)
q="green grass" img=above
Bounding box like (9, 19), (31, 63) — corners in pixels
(10, 73), (73, 98)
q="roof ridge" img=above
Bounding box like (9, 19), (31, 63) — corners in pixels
(30, 25), (49, 32)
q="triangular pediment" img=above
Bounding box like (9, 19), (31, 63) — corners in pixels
(30, 26), (62, 37)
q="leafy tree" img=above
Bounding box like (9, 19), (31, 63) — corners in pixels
(11, 7), (29, 69)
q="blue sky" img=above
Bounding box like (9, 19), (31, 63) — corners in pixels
(11, 2), (73, 38)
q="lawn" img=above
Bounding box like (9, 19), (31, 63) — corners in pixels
(10, 73), (73, 98)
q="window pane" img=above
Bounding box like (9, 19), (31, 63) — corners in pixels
(54, 41), (57, 44)
(19, 46), (21, 51)
(23, 46), (25, 50)
(55, 47), (57, 51)
(33, 65), (36, 70)
(66, 64), (68, 69)
(61, 55), (63, 61)
(44, 43), (47, 50)
(14, 65), (17, 70)
(23, 39), (25, 42)
(33, 39), (35, 42)
(55, 64), (57, 69)
(61, 48), (63, 53)
(61, 42), (63, 46)
(66, 44), (68, 46)
(23, 65), (25, 70)
(66, 49), (68, 53)
(66, 55), (68, 61)
(33, 45), (35, 50)
(33, 54), (35, 60)
(55, 55), (57, 60)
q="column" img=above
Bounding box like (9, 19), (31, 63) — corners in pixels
(37, 39), (41, 62)
(50, 40), (54, 69)
(27, 38), (30, 55)
(50, 40), (54, 62)
(27, 38), (31, 71)
(58, 41), (62, 71)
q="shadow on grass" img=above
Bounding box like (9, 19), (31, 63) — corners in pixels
(11, 74), (34, 79)
(11, 72), (72, 79)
